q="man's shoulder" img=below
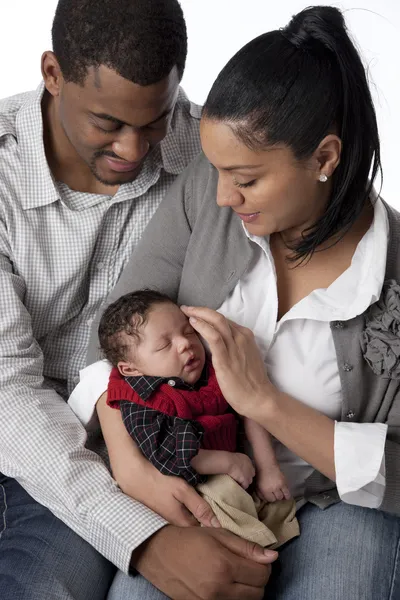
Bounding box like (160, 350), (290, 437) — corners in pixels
(160, 88), (202, 173)
(174, 87), (202, 122)
(0, 89), (36, 169)
(0, 89), (41, 209)
(0, 89), (35, 139)
(173, 89), (201, 146)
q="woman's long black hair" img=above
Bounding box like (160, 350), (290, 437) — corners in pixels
(203, 6), (382, 260)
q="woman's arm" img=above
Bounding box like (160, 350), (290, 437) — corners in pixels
(254, 391), (336, 482)
(182, 306), (336, 481)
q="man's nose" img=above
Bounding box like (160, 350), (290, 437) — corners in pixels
(112, 128), (150, 163)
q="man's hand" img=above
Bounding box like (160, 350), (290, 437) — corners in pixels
(132, 526), (278, 600)
(97, 391), (219, 528)
(120, 457), (220, 528)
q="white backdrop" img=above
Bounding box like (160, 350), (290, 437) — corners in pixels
(1, 1), (399, 205)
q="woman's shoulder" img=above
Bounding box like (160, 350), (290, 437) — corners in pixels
(382, 199), (400, 280)
(383, 200), (400, 227)
(179, 152), (219, 220)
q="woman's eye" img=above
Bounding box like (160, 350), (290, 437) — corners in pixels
(233, 179), (256, 189)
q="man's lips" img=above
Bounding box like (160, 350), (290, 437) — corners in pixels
(103, 156), (142, 173)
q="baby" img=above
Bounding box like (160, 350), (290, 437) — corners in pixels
(99, 289), (291, 503)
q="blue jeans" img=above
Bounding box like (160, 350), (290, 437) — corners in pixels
(0, 474), (116, 599)
(108, 501), (400, 599)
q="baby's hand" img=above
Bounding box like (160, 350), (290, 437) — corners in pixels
(227, 453), (255, 489)
(256, 465), (291, 503)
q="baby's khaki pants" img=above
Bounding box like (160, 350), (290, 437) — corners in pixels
(198, 474), (299, 548)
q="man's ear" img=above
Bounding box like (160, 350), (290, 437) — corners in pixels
(41, 51), (64, 98)
(117, 362), (143, 377)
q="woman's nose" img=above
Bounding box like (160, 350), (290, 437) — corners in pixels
(216, 176), (244, 208)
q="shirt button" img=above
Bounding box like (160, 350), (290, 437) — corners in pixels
(97, 262), (105, 270)
(332, 321), (345, 329)
(87, 317), (94, 326)
(73, 376), (80, 384)
(342, 363), (353, 372)
(168, 380), (176, 387)
(346, 410), (355, 419)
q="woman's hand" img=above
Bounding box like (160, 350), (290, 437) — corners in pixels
(181, 306), (276, 420)
(181, 307), (336, 482)
(96, 392), (220, 528)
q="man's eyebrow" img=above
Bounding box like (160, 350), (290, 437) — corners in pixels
(92, 113), (124, 125)
(91, 107), (173, 128)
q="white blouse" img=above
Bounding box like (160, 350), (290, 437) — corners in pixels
(69, 198), (389, 508)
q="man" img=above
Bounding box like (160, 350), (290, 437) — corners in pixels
(0, 1), (275, 598)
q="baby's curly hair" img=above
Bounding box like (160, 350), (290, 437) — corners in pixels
(98, 289), (174, 366)
(52, 0), (187, 85)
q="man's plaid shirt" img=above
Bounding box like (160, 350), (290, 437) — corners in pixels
(0, 83), (201, 571)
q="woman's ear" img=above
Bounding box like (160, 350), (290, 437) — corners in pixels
(314, 133), (342, 179)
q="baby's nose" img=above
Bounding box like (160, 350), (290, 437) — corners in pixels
(177, 337), (191, 352)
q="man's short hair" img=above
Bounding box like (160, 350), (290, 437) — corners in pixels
(52, 0), (187, 85)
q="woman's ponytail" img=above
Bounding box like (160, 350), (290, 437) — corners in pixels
(204, 6), (382, 260)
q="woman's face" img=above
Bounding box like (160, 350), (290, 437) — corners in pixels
(200, 118), (334, 240)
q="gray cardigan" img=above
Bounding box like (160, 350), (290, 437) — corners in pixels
(87, 152), (400, 515)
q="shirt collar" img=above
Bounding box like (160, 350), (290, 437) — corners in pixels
(125, 363), (209, 401)
(244, 193), (389, 324)
(17, 83), (60, 210)
(160, 87), (202, 175)
(18, 84), (200, 210)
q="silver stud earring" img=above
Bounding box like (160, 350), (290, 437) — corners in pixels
(319, 173), (328, 183)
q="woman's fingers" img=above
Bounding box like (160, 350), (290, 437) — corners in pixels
(182, 312), (230, 362)
(181, 306), (234, 341)
(181, 305), (273, 420)
(182, 305), (253, 342)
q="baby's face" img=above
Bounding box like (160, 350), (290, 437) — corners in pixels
(120, 302), (206, 384)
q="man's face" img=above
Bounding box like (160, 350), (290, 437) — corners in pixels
(57, 65), (180, 186)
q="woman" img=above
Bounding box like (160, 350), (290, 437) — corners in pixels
(83, 5), (400, 599)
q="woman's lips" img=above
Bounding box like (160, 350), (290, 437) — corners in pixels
(235, 211), (260, 223)
(104, 157), (142, 173)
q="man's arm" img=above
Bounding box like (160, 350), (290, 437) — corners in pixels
(0, 220), (166, 572)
